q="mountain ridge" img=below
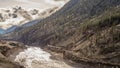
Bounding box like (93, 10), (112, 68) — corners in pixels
(0, 0), (120, 67)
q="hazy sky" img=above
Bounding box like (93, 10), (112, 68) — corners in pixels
(0, 0), (67, 9)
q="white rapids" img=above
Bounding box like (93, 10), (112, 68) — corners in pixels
(15, 47), (72, 68)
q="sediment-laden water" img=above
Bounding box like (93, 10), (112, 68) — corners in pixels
(15, 47), (72, 68)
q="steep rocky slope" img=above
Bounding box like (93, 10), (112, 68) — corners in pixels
(0, 40), (25, 68)
(2, 0), (120, 67)
(10, 0), (120, 43)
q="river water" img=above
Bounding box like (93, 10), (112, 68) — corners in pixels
(14, 47), (72, 68)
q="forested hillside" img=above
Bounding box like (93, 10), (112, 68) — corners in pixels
(3, 0), (120, 67)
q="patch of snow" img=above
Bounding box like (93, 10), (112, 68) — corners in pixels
(0, 0), (70, 34)
(0, 17), (26, 30)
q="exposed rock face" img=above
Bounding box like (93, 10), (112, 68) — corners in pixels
(30, 9), (39, 15)
(0, 13), (4, 22)
(0, 40), (25, 68)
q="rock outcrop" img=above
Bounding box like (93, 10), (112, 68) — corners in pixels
(0, 40), (25, 68)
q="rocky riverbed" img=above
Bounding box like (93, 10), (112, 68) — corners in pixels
(14, 46), (72, 68)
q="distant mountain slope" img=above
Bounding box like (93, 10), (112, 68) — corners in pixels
(2, 0), (120, 67)
(12, 0), (120, 44)
(0, 6), (59, 34)
(0, 0), (69, 34)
